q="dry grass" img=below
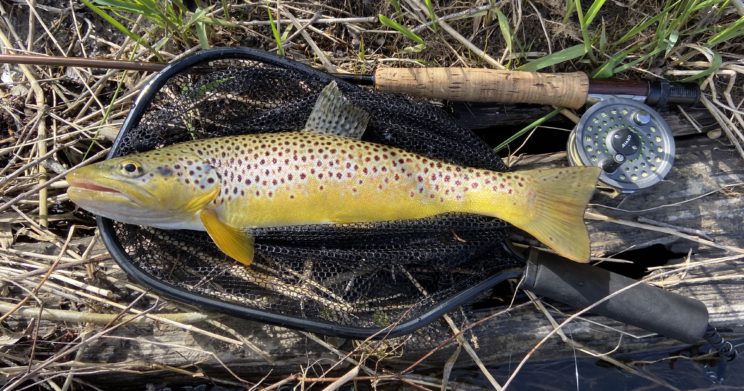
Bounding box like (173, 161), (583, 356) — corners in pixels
(1, 0), (744, 390)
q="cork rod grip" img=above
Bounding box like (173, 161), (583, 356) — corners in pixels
(374, 68), (590, 109)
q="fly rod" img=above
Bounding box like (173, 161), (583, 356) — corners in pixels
(1, 53), (699, 109)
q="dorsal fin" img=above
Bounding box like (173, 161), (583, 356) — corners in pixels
(304, 81), (369, 139)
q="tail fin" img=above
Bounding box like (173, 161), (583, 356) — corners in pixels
(513, 167), (601, 263)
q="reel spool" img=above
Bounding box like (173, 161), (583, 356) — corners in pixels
(568, 98), (675, 193)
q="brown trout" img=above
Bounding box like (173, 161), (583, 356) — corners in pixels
(68, 82), (600, 265)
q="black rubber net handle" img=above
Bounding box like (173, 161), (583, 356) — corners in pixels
(521, 249), (709, 343)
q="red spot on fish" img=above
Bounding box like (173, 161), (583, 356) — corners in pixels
(444, 175), (450, 182)
(508, 189), (513, 194)
(472, 183), (478, 188)
(288, 174), (293, 180)
(417, 176), (423, 182)
(336, 172), (342, 179)
(300, 173), (306, 179)
(362, 168), (368, 174)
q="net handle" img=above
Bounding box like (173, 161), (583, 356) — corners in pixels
(374, 67), (590, 109)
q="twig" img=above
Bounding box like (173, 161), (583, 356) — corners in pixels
(0, 226), (73, 324)
(586, 211), (744, 255)
(0, 302), (212, 325)
(284, 8), (337, 73)
(0, 148), (109, 214)
(399, 266), (502, 390)
(406, 0), (505, 69)
(411, 2), (505, 33)
(321, 365), (360, 391)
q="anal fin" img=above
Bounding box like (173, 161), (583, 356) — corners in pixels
(305, 81), (369, 139)
(199, 209), (255, 266)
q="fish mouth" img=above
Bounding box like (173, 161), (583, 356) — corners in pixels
(68, 179), (122, 194)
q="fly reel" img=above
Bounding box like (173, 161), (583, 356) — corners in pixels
(568, 98), (675, 193)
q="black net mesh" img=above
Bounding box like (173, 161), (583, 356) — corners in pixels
(105, 50), (523, 335)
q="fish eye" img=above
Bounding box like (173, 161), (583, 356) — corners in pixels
(119, 161), (144, 177)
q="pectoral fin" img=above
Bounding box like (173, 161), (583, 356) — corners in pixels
(199, 209), (255, 266)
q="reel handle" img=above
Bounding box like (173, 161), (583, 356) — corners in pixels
(373, 67), (590, 109)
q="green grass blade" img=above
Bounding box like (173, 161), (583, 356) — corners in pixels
(266, 5), (284, 56)
(573, 0), (592, 56)
(707, 16), (744, 46)
(495, 8), (513, 62)
(424, 0), (438, 31)
(518, 44), (586, 72)
(379, 14), (424, 44)
(82, 0), (156, 53)
(196, 21), (209, 49)
(90, 0), (157, 18)
(592, 46), (634, 78)
(390, 0), (401, 15)
(495, 108), (562, 152)
(615, 14), (661, 45)
(584, 0), (607, 26)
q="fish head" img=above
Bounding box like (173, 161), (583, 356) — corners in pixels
(67, 151), (221, 226)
